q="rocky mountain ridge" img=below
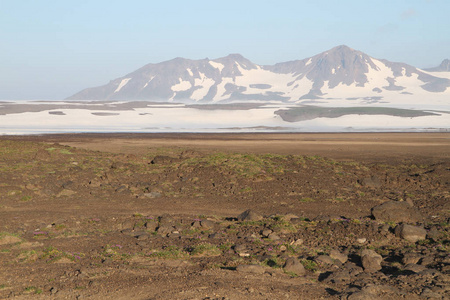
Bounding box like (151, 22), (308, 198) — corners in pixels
(67, 45), (450, 103)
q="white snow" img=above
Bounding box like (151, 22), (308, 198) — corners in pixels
(114, 78), (132, 93)
(171, 78), (192, 92)
(209, 61), (225, 72)
(305, 58), (312, 66)
(420, 70), (450, 80)
(234, 64), (298, 97)
(142, 76), (155, 89)
(331, 68), (336, 74)
(0, 101), (449, 134)
(187, 68), (194, 76)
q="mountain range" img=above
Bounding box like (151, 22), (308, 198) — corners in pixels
(67, 45), (450, 103)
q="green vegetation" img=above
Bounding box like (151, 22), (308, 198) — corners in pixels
(146, 246), (188, 259)
(187, 243), (221, 256)
(301, 259), (318, 272)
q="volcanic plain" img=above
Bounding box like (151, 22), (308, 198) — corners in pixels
(0, 133), (449, 299)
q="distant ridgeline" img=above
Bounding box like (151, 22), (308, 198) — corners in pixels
(67, 45), (450, 103)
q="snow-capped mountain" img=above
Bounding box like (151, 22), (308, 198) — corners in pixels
(67, 45), (450, 103)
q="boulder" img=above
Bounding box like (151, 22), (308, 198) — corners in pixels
(371, 201), (422, 223)
(283, 257), (306, 276)
(330, 249), (348, 264)
(237, 209), (263, 222)
(359, 176), (382, 188)
(361, 249), (382, 273)
(394, 224), (427, 243)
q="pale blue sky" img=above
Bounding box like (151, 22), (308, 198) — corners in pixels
(1, 0), (449, 99)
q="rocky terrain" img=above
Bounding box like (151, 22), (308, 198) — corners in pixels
(0, 135), (449, 299)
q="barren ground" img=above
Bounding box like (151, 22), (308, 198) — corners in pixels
(0, 133), (449, 299)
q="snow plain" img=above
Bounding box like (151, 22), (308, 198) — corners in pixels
(0, 100), (448, 135)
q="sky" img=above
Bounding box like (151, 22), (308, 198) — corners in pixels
(0, 0), (449, 100)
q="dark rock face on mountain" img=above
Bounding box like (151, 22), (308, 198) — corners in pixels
(67, 46), (450, 102)
(424, 59), (450, 72)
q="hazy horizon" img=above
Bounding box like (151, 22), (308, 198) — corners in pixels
(1, 0), (449, 100)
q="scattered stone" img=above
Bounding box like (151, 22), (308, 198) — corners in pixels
(419, 256), (434, 266)
(359, 176), (382, 188)
(144, 220), (158, 231)
(420, 288), (443, 299)
(315, 255), (334, 265)
(395, 224), (427, 243)
(268, 233), (281, 241)
(200, 220), (215, 229)
(237, 209), (263, 222)
(356, 237), (367, 244)
(291, 239), (303, 246)
(261, 229), (272, 237)
(156, 224), (174, 236)
(427, 227), (444, 240)
(236, 264), (265, 274)
(135, 233), (149, 241)
(361, 249), (383, 273)
(279, 245), (287, 252)
(234, 244), (247, 253)
(404, 263), (427, 273)
(402, 252), (421, 265)
(324, 270), (351, 284)
(330, 249), (348, 264)
(371, 201), (422, 223)
(283, 257), (305, 276)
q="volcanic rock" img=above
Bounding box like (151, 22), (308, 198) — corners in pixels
(371, 201), (422, 223)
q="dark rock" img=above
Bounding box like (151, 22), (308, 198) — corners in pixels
(234, 244), (247, 253)
(361, 249), (382, 273)
(268, 233), (281, 241)
(427, 227), (444, 240)
(315, 255), (334, 265)
(324, 270), (351, 283)
(159, 215), (174, 225)
(283, 257), (306, 276)
(420, 288), (443, 299)
(237, 209), (263, 221)
(200, 220), (215, 229)
(135, 233), (149, 241)
(402, 252), (421, 265)
(359, 176), (382, 188)
(330, 249), (348, 264)
(404, 263), (427, 273)
(395, 224), (427, 243)
(261, 228), (273, 237)
(156, 224), (174, 236)
(419, 256), (434, 266)
(371, 201), (422, 223)
(144, 220), (158, 231)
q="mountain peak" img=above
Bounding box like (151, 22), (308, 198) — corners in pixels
(424, 58), (450, 72)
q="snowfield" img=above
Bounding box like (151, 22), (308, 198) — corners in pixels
(0, 100), (448, 135)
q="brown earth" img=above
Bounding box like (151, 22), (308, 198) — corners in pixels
(0, 133), (449, 299)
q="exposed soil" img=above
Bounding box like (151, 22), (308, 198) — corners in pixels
(0, 133), (449, 299)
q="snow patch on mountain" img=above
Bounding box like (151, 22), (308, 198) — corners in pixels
(114, 78), (131, 93)
(171, 78), (192, 92)
(209, 61), (225, 72)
